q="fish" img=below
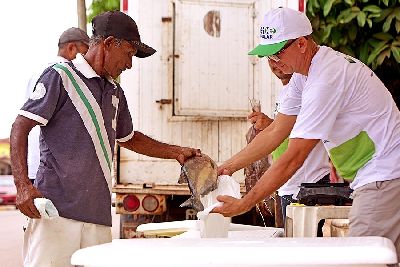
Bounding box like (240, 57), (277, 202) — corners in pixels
(244, 111), (275, 220)
(178, 154), (218, 211)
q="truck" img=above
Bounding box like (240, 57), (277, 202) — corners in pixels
(114, 0), (303, 238)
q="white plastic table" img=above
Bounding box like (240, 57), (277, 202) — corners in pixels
(136, 220), (283, 238)
(71, 236), (397, 267)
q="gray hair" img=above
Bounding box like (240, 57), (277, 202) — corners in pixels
(89, 35), (124, 47)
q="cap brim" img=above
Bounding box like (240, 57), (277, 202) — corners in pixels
(248, 40), (287, 57)
(133, 41), (156, 58)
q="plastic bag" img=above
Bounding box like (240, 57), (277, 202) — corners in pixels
(34, 198), (59, 219)
(196, 175), (240, 220)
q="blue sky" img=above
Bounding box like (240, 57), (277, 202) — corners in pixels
(0, 0), (92, 138)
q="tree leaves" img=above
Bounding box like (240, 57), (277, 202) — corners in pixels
(376, 48), (391, 66)
(321, 24), (334, 42)
(373, 32), (394, 41)
(87, 0), (120, 23)
(368, 42), (389, 65)
(324, 0), (337, 17)
(307, 0), (400, 70)
(392, 46), (400, 62)
(349, 23), (358, 41)
(367, 18), (373, 27)
(338, 7), (360, 24)
(391, 36), (400, 63)
(357, 11), (367, 26)
(363, 5), (381, 13)
(374, 7), (392, 23)
(359, 42), (369, 63)
(383, 14), (396, 32)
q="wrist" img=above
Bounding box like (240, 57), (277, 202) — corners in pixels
(14, 177), (32, 190)
(239, 197), (253, 213)
(224, 161), (237, 175)
(168, 145), (181, 159)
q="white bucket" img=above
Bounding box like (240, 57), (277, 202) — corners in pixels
(199, 213), (231, 238)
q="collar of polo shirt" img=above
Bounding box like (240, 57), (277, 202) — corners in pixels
(72, 53), (116, 87)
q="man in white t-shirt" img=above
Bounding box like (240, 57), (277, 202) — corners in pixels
(215, 7), (400, 260)
(249, 59), (330, 229)
(25, 27), (89, 184)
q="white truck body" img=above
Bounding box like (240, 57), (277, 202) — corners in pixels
(115, 0), (302, 237)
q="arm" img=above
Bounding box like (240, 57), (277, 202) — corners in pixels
(118, 131), (201, 165)
(10, 115), (43, 218)
(213, 138), (319, 217)
(220, 113), (297, 174)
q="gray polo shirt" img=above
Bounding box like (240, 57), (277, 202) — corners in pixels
(20, 54), (134, 226)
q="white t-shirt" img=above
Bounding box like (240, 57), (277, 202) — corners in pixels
(25, 56), (69, 180)
(274, 82), (330, 197)
(283, 46), (400, 190)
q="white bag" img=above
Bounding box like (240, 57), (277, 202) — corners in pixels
(197, 175), (240, 238)
(34, 198), (59, 219)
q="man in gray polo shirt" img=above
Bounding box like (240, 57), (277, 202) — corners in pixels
(11, 11), (200, 266)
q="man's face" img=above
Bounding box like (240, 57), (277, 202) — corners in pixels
(268, 59), (292, 81)
(103, 38), (137, 79)
(267, 38), (305, 75)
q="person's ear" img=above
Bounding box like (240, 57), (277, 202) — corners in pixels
(66, 43), (76, 53)
(65, 43), (78, 59)
(103, 36), (115, 49)
(298, 37), (308, 54)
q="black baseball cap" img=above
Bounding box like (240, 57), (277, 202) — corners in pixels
(58, 27), (90, 47)
(92, 11), (156, 58)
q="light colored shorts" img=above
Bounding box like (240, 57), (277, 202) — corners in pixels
(23, 216), (111, 267)
(349, 178), (400, 263)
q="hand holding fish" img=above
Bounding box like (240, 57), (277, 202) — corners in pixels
(212, 195), (251, 217)
(217, 163), (234, 176)
(175, 147), (202, 165)
(248, 111), (273, 131)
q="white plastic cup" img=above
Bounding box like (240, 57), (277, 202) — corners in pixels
(199, 213), (231, 238)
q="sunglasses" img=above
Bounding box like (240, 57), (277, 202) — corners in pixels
(266, 39), (297, 62)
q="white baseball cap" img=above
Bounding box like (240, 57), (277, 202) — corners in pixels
(248, 7), (312, 57)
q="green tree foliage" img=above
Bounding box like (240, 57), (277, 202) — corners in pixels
(307, 0), (400, 106)
(87, 0), (120, 23)
(307, 0), (400, 69)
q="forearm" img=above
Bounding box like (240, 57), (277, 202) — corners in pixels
(10, 116), (43, 218)
(241, 138), (319, 210)
(226, 113), (296, 173)
(119, 131), (181, 159)
(241, 152), (303, 210)
(10, 117), (34, 188)
(226, 129), (284, 172)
